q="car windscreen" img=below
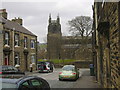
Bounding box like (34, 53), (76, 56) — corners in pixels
(2, 83), (17, 88)
(62, 66), (74, 71)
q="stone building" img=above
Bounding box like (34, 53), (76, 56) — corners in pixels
(92, 2), (120, 88)
(61, 36), (92, 60)
(47, 14), (92, 60)
(0, 9), (37, 71)
(47, 14), (62, 59)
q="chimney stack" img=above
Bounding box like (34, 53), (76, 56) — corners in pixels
(12, 17), (23, 25)
(0, 9), (7, 19)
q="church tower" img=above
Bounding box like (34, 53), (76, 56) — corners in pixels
(47, 14), (62, 59)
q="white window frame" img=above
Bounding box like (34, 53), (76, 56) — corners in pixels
(24, 37), (27, 49)
(31, 40), (35, 49)
(5, 32), (9, 46)
(31, 55), (35, 64)
(102, 0), (105, 8)
(15, 54), (20, 65)
(15, 34), (19, 46)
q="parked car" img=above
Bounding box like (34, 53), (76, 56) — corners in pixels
(59, 65), (79, 81)
(37, 61), (53, 73)
(0, 65), (25, 78)
(2, 76), (50, 90)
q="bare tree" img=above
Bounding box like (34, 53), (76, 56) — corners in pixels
(68, 16), (93, 39)
(68, 16), (93, 60)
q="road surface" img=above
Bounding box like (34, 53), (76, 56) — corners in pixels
(27, 68), (100, 88)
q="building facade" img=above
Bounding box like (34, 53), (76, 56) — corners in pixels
(0, 9), (37, 71)
(93, 2), (120, 88)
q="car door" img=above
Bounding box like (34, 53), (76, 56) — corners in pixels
(30, 78), (50, 90)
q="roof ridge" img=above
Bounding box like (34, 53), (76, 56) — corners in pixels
(0, 17), (36, 36)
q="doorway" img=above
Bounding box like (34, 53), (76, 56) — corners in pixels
(4, 55), (9, 65)
(24, 54), (28, 71)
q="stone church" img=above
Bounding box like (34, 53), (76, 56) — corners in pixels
(47, 14), (92, 60)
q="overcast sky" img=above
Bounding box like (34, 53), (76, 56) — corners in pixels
(1, 0), (94, 43)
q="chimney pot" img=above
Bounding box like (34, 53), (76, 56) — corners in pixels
(0, 9), (7, 19)
(12, 17), (23, 25)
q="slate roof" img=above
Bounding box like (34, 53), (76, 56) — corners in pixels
(0, 16), (36, 36)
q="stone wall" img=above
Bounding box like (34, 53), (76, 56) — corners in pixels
(108, 3), (119, 88)
(75, 47), (92, 60)
(93, 2), (120, 88)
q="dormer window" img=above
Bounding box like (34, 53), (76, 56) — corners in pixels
(15, 34), (19, 46)
(31, 40), (35, 49)
(4, 32), (9, 46)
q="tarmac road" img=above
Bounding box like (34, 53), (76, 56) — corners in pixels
(27, 68), (100, 88)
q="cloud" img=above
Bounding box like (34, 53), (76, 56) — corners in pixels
(1, 0), (94, 43)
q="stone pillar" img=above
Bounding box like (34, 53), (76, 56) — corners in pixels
(0, 23), (3, 65)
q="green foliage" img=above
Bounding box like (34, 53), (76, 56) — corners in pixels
(39, 44), (47, 49)
(38, 59), (47, 62)
(38, 59), (76, 64)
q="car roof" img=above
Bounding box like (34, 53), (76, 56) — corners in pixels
(2, 76), (39, 84)
(1, 78), (19, 84)
(63, 65), (75, 67)
(0, 65), (14, 68)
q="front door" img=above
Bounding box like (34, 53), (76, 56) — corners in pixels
(24, 54), (28, 71)
(4, 55), (9, 65)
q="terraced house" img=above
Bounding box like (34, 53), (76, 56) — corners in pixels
(92, 2), (120, 88)
(0, 9), (37, 71)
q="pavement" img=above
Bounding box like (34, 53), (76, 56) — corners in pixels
(25, 70), (38, 75)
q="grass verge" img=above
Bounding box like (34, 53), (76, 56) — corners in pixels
(38, 59), (76, 64)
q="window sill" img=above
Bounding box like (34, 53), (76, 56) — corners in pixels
(24, 47), (28, 49)
(4, 45), (10, 47)
(15, 45), (20, 47)
(31, 48), (35, 49)
(15, 64), (20, 68)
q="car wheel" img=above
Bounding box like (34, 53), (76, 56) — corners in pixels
(59, 78), (62, 81)
(77, 75), (79, 79)
(49, 70), (52, 73)
(51, 69), (53, 72)
(74, 75), (78, 81)
(48, 70), (50, 73)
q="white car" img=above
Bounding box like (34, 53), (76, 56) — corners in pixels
(38, 61), (53, 73)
